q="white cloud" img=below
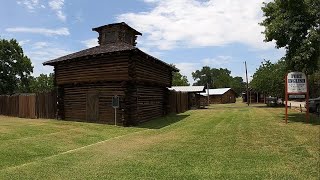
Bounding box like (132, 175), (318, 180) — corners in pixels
(81, 38), (98, 48)
(23, 41), (73, 76)
(174, 55), (239, 84)
(32, 41), (49, 49)
(17, 0), (65, 21)
(48, 0), (66, 21)
(202, 56), (232, 66)
(6, 27), (70, 36)
(18, 40), (30, 46)
(118, 0), (275, 50)
(175, 62), (201, 84)
(241, 72), (253, 83)
(17, 0), (45, 11)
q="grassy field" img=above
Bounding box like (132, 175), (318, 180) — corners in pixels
(0, 102), (319, 179)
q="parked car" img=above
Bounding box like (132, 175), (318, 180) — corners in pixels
(308, 97), (320, 114)
(266, 97), (278, 107)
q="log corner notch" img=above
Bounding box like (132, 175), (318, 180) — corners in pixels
(42, 22), (177, 125)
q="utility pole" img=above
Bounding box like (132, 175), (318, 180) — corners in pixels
(245, 61), (249, 106)
(207, 83), (210, 106)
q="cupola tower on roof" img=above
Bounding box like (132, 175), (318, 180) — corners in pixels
(92, 22), (142, 47)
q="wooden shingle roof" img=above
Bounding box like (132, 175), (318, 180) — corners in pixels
(92, 22), (142, 35)
(43, 43), (135, 65)
(42, 43), (178, 72)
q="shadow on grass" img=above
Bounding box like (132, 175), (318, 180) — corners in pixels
(253, 105), (285, 108)
(280, 113), (320, 125)
(138, 114), (190, 129)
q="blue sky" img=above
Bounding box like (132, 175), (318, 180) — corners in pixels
(0, 0), (284, 84)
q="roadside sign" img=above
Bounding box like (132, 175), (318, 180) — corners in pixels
(112, 95), (119, 126)
(289, 95), (305, 99)
(112, 95), (119, 108)
(287, 72), (307, 93)
(285, 72), (309, 124)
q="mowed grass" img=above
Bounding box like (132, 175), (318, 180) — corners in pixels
(0, 102), (319, 179)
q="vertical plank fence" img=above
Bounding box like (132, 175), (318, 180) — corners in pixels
(36, 92), (57, 119)
(168, 90), (189, 114)
(0, 91), (57, 119)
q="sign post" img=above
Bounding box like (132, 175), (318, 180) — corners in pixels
(285, 72), (309, 123)
(112, 95), (119, 126)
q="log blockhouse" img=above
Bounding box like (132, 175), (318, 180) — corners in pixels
(43, 22), (177, 126)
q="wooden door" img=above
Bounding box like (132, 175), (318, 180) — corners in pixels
(86, 90), (99, 122)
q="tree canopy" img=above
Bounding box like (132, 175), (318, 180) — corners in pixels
(250, 60), (287, 98)
(192, 66), (245, 95)
(29, 73), (54, 93)
(171, 64), (190, 86)
(172, 72), (190, 86)
(0, 38), (33, 94)
(261, 0), (320, 74)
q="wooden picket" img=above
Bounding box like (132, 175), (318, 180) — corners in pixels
(0, 92), (57, 119)
(168, 90), (188, 114)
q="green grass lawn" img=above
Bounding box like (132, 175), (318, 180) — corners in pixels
(0, 102), (319, 179)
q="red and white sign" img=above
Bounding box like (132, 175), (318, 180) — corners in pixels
(287, 72), (307, 93)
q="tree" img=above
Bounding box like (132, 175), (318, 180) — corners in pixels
(170, 64), (190, 86)
(192, 66), (215, 88)
(192, 67), (234, 88)
(192, 66), (245, 95)
(29, 73), (54, 93)
(261, 0), (320, 74)
(172, 72), (189, 86)
(308, 70), (320, 97)
(250, 60), (287, 97)
(0, 38), (33, 94)
(230, 76), (246, 96)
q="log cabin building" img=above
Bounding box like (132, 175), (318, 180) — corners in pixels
(242, 89), (266, 103)
(169, 86), (205, 109)
(200, 88), (236, 104)
(43, 22), (178, 126)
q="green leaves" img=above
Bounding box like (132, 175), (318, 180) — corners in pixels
(0, 38), (33, 94)
(172, 72), (190, 86)
(170, 64), (190, 86)
(250, 60), (287, 97)
(192, 66), (245, 95)
(261, 0), (320, 74)
(29, 73), (55, 93)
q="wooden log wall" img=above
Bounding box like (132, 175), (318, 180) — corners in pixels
(55, 53), (131, 85)
(200, 90), (236, 104)
(136, 85), (166, 123)
(132, 53), (172, 87)
(63, 83), (125, 124)
(51, 50), (176, 125)
(123, 83), (137, 126)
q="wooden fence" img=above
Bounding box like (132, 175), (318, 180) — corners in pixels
(0, 90), (187, 120)
(168, 90), (189, 114)
(0, 92), (57, 119)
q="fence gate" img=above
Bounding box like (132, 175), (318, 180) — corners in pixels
(86, 90), (99, 122)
